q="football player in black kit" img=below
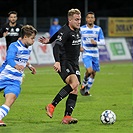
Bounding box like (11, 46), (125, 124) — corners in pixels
(39, 8), (81, 124)
(0, 11), (23, 50)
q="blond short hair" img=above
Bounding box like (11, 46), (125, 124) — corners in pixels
(68, 8), (81, 17)
(21, 25), (37, 38)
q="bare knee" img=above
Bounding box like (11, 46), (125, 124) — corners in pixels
(5, 93), (17, 108)
(70, 81), (80, 90)
(87, 67), (93, 74)
(70, 82), (79, 95)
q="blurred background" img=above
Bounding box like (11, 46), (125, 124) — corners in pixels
(0, 0), (133, 65)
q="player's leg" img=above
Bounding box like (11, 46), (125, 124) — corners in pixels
(80, 56), (93, 95)
(85, 57), (100, 94)
(45, 84), (73, 118)
(62, 74), (79, 124)
(45, 62), (74, 118)
(81, 56), (93, 89)
(0, 94), (16, 126)
(0, 85), (20, 126)
(84, 72), (95, 95)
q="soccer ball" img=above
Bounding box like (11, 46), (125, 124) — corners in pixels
(100, 110), (116, 124)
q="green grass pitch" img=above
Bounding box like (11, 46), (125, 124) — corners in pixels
(0, 61), (132, 133)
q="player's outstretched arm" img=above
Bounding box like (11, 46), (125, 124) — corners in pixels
(38, 36), (49, 44)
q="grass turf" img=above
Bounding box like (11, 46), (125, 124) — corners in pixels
(0, 61), (132, 133)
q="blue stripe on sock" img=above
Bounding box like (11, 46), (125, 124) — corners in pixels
(1, 111), (5, 116)
(1, 106), (9, 114)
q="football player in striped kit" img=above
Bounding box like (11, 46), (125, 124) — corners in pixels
(80, 11), (105, 96)
(0, 25), (37, 126)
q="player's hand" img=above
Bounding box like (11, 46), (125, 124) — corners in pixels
(27, 65), (36, 74)
(3, 31), (8, 37)
(38, 36), (49, 44)
(53, 62), (61, 72)
(14, 64), (24, 72)
(80, 47), (84, 52)
(90, 39), (97, 45)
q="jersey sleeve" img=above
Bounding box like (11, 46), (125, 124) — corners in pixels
(97, 28), (105, 45)
(55, 29), (69, 46)
(52, 26), (69, 62)
(6, 43), (18, 67)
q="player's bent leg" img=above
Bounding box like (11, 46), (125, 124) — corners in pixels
(66, 74), (80, 90)
(45, 104), (55, 118)
(81, 67), (92, 89)
(5, 93), (17, 107)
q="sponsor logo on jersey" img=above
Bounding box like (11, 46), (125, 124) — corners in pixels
(72, 39), (81, 45)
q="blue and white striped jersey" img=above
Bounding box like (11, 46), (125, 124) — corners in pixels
(80, 24), (105, 57)
(0, 40), (32, 86)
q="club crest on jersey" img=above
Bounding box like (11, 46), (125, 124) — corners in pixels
(16, 28), (20, 32)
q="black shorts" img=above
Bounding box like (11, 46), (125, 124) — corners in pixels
(58, 60), (81, 84)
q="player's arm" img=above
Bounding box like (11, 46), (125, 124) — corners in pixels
(53, 44), (61, 72)
(0, 26), (8, 38)
(80, 38), (84, 52)
(95, 28), (105, 45)
(80, 47), (84, 52)
(38, 30), (59, 44)
(53, 30), (67, 72)
(26, 62), (36, 74)
(6, 44), (24, 71)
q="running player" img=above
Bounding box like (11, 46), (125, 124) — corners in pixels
(39, 8), (81, 124)
(80, 11), (105, 96)
(0, 25), (37, 126)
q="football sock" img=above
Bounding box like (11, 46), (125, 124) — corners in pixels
(84, 75), (88, 81)
(83, 73), (91, 81)
(64, 94), (77, 116)
(0, 104), (10, 120)
(86, 77), (94, 91)
(51, 84), (73, 107)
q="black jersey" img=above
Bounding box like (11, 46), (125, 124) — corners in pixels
(51, 24), (81, 65)
(0, 23), (23, 49)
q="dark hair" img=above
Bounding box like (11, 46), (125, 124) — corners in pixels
(86, 11), (95, 17)
(8, 11), (17, 17)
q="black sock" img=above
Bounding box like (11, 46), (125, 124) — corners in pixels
(64, 94), (77, 116)
(51, 84), (73, 107)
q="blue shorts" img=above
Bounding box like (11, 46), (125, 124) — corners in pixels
(82, 56), (100, 72)
(0, 84), (21, 98)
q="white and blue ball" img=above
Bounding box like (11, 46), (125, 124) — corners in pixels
(100, 110), (116, 124)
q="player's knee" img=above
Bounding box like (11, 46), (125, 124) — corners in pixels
(87, 68), (93, 74)
(70, 81), (80, 90)
(70, 89), (78, 95)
